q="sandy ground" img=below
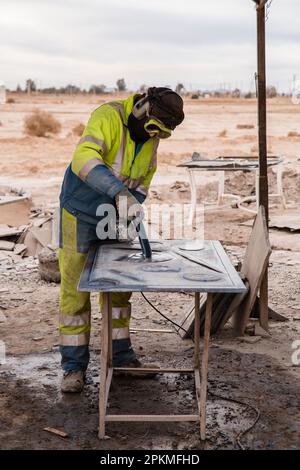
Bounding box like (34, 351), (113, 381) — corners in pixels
(0, 94), (300, 450)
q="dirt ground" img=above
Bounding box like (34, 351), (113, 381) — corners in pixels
(0, 94), (299, 450)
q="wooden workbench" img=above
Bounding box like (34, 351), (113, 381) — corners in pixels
(78, 240), (247, 440)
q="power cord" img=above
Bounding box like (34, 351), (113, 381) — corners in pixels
(208, 388), (261, 450)
(140, 292), (192, 338)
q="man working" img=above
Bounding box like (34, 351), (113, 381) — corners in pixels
(59, 87), (184, 392)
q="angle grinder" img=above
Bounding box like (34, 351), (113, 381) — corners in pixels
(131, 218), (152, 260)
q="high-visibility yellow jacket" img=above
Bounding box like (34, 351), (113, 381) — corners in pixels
(60, 94), (159, 223)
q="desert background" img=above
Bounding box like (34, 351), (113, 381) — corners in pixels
(0, 90), (300, 449)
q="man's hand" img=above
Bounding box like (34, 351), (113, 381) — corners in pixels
(115, 188), (143, 222)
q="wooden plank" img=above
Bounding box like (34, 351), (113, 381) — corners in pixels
(177, 298), (203, 339)
(113, 367), (193, 374)
(211, 293), (235, 333)
(194, 368), (201, 426)
(217, 280), (249, 331)
(251, 297), (288, 322)
(178, 292), (233, 338)
(43, 427), (68, 438)
(98, 292), (111, 439)
(194, 292), (200, 368)
(200, 293), (213, 440)
(178, 274), (247, 339)
(105, 367), (113, 410)
(178, 293), (221, 339)
(105, 415), (199, 422)
(259, 275), (268, 330)
(233, 206), (271, 335)
(130, 328), (174, 334)
(108, 299), (112, 367)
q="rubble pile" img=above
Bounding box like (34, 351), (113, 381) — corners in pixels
(0, 187), (60, 283)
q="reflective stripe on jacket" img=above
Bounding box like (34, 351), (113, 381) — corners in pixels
(72, 95), (159, 195)
(60, 94), (159, 223)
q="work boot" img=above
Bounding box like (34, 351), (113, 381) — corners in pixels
(61, 370), (85, 393)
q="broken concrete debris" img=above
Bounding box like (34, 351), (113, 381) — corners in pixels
(269, 212), (300, 232)
(0, 189), (60, 282)
(0, 188), (32, 226)
(14, 243), (27, 256)
(237, 335), (262, 344)
(0, 226), (23, 238)
(0, 240), (15, 251)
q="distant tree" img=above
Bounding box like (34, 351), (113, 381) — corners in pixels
(244, 91), (254, 99)
(89, 84), (106, 94)
(175, 83), (185, 95)
(116, 78), (126, 92)
(26, 79), (36, 94)
(16, 84), (22, 93)
(62, 84), (82, 95)
(266, 86), (277, 98)
(41, 87), (58, 94)
(232, 88), (241, 98)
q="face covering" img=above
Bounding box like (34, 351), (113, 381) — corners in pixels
(144, 117), (172, 139)
(127, 113), (149, 143)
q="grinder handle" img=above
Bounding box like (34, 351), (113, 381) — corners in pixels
(131, 218), (152, 259)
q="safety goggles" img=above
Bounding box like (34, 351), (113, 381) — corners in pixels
(144, 117), (172, 139)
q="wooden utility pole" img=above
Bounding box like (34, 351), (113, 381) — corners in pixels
(255, 0), (269, 329)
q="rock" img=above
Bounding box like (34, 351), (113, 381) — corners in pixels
(38, 247), (60, 283)
(0, 225), (23, 238)
(0, 240), (15, 251)
(170, 181), (189, 191)
(14, 244), (27, 256)
(150, 189), (162, 200)
(237, 335), (262, 344)
(167, 383), (177, 392)
(254, 323), (271, 338)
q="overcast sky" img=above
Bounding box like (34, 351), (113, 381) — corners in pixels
(1, 0), (299, 92)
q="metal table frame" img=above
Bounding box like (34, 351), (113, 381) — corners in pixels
(185, 158), (286, 224)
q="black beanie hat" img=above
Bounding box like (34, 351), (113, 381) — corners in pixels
(147, 87), (184, 129)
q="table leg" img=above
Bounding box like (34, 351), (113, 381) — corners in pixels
(194, 292), (201, 435)
(188, 169), (197, 226)
(99, 292), (112, 439)
(108, 298), (113, 367)
(200, 293), (213, 440)
(194, 292), (200, 368)
(218, 171), (225, 205)
(276, 163), (286, 209)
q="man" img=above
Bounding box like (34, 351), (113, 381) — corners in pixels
(59, 87), (184, 392)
